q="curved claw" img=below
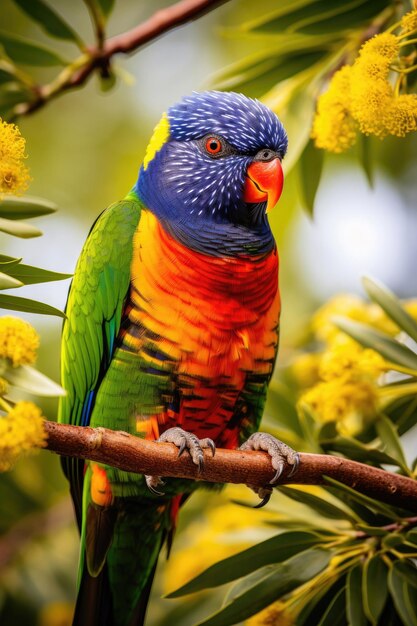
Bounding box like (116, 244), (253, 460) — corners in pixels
(207, 439), (216, 457)
(177, 441), (187, 458)
(269, 464), (284, 486)
(254, 492), (271, 509)
(288, 453), (300, 478)
(145, 475), (165, 496)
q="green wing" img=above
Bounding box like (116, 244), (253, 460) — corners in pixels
(58, 193), (142, 523)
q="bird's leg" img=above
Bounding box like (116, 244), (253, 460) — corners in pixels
(145, 427), (216, 496)
(239, 432), (300, 508)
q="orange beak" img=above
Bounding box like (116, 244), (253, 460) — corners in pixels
(243, 158), (284, 212)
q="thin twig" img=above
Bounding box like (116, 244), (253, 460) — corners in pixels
(43, 421), (417, 511)
(13, 0), (229, 118)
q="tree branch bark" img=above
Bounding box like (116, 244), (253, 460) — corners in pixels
(13, 0), (229, 118)
(43, 421), (417, 511)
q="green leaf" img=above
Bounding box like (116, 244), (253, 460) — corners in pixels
(357, 134), (374, 187)
(0, 31), (67, 66)
(0, 217), (42, 238)
(279, 485), (359, 524)
(13, 0), (83, 46)
(376, 415), (409, 473)
(388, 563), (417, 626)
(0, 294), (65, 317)
(298, 139), (324, 215)
(347, 564), (366, 626)
(5, 263), (72, 285)
(0, 195), (57, 219)
(317, 586), (346, 626)
(0, 271), (23, 289)
(333, 316), (417, 372)
(195, 548), (331, 626)
(406, 529), (417, 547)
(166, 531), (321, 597)
(323, 477), (400, 521)
(362, 555), (388, 624)
(96, 0), (115, 18)
(323, 435), (401, 467)
(362, 276), (417, 345)
(4, 363), (65, 396)
(392, 560), (417, 589)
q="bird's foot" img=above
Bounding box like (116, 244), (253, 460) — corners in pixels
(240, 432), (299, 508)
(145, 427), (216, 496)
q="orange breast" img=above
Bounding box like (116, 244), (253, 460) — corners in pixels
(127, 209), (280, 440)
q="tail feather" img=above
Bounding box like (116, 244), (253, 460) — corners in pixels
(73, 562), (113, 626)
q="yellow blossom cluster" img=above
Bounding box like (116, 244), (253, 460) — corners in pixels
(0, 315), (39, 367)
(0, 401), (47, 471)
(291, 294), (408, 436)
(312, 14), (417, 152)
(0, 117), (30, 195)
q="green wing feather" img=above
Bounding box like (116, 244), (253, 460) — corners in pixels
(58, 193), (142, 523)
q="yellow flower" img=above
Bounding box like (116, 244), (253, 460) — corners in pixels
(383, 94), (417, 137)
(0, 118), (30, 195)
(360, 32), (399, 61)
(319, 341), (387, 382)
(0, 316), (39, 366)
(350, 73), (394, 138)
(312, 294), (368, 343)
(299, 378), (377, 435)
(246, 601), (294, 626)
(401, 10), (417, 35)
(39, 602), (74, 626)
(405, 299), (417, 320)
(311, 66), (357, 153)
(0, 401), (47, 471)
(290, 353), (321, 388)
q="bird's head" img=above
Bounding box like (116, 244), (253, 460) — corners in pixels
(135, 91), (287, 254)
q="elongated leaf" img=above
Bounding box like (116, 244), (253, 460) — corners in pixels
(279, 485), (359, 524)
(392, 560), (417, 589)
(0, 195), (57, 219)
(13, 0), (83, 46)
(362, 555), (388, 624)
(363, 277), (417, 345)
(167, 531), (321, 597)
(196, 548), (331, 626)
(5, 263), (71, 285)
(358, 134), (374, 187)
(388, 564), (417, 626)
(5, 364), (65, 396)
(323, 435), (401, 466)
(323, 477), (400, 520)
(347, 564), (366, 626)
(317, 586), (346, 626)
(406, 529), (417, 547)
(0, 294), (65, 317)
(0, 271), (22, 289)
(298, 139), (324, 215)
(96, 0), (115, 18)
(0, 31), (66, 66)
(333, 317), (417, 372)
(0, 255), (22, 266)
(376, 415), (409, 472)
(0, 217), (42, 238)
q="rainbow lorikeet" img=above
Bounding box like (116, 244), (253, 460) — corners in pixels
(59, 91), (298, 626)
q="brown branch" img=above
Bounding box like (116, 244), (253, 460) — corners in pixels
(43, 421), (417, 511)
(13, 0), (229, 118)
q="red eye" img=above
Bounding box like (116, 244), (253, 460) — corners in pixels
(205, 137), (222, 154)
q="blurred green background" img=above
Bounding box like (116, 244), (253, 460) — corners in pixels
(0, 1), (416, 624)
